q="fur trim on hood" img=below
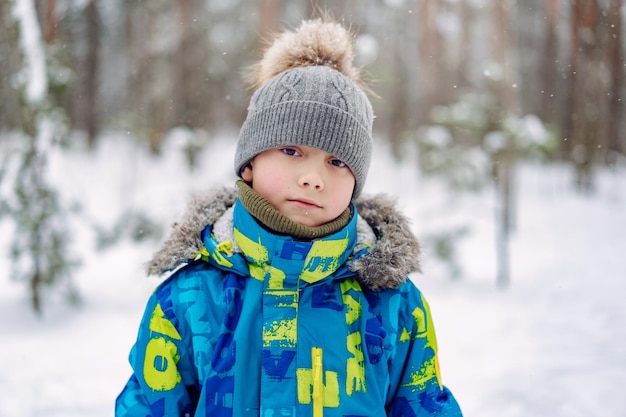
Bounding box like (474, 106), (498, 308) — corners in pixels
(146, 187), (420, 290)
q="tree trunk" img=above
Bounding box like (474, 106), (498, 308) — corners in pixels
(175, 0), (192, 127)
(606, 0), (624, 163)
(259, 0), (281, 43)
(84, 0), (100, 148)
(561, 0), (578, 160)
(495, 160), (512, 290)
(491, 0), (518, 113)
(456, 0), (474, 89)
(569, 0), (603, 191)
(44, 0), (56, 44)
(491, 0), (518, 289)
(541, 0), (559, 123)
(418, 0), (447, 119)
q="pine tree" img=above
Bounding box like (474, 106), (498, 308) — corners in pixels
(413, 90), (556, 287)
(0, 0), (79, 314)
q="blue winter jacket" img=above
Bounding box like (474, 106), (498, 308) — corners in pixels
(116, 187), (463, 416)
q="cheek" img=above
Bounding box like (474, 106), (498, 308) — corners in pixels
(337, 174), (356, 200)
(336, 189), (353, 210)
(329, 175), (355, 210)
(253, 169), (287, 199)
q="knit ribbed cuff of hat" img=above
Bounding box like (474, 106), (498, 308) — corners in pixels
(236, 180), (352, 240)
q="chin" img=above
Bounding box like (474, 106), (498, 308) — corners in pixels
(292, 216), (324, 228)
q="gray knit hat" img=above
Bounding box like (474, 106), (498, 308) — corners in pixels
(234, 20), (374, 198)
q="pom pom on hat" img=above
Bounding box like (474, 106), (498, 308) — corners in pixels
(235, 18), (374, 198)
(247, 19), (362, 89)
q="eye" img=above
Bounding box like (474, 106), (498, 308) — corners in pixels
(329, 158), (347, 168)
(280, 147), (300, 157)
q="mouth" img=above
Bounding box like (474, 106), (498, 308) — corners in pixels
(289, 198), (321, 209)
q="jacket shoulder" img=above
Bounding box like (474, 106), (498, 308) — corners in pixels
(351, 194), (421, 290)
(146, 186), (238, 276)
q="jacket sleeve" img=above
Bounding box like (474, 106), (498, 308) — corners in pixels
(385, 282), (463, 416)
(116, 280), (199, 417)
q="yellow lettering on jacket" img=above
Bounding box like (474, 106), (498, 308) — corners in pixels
(149, 303), (182, 340)
(403, 296), (443, 390)
(143, 303), (182, 391)
(340, 280), (367, 396)
(413, 295), (438, 352)
(263, 318), (297, 348)
(403, 356), (441, 391)
(266, 265), (286, 289)
(300, 237), (349, 283)
(340, 280), (362, 325)
(144, 337), (181, 391)
(346, 331), (366, 396)
(233, 227), (268, 282)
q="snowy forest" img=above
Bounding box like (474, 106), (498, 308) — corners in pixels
(1, 0), (625, 310)
(1, 0), (623, 155)
(2, 0), (625, 312)
(1, 1), (626, 416)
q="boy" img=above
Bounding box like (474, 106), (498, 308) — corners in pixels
(116, 19), (463, 417)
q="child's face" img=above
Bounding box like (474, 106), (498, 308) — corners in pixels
(241, 145), (355, 227)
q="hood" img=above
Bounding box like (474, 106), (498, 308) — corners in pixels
(146, 186), (420, 290)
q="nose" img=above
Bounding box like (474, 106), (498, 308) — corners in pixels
(299, 169), (324, 190)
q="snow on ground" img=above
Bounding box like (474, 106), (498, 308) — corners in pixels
(1, 132), (625, 417)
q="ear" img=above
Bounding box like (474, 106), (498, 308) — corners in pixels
(241, 163), (253, 182)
